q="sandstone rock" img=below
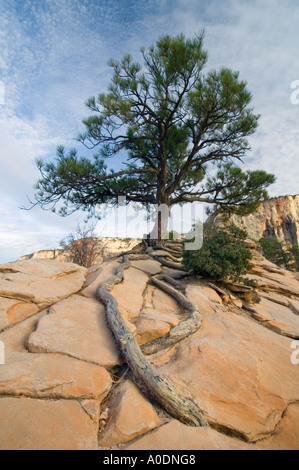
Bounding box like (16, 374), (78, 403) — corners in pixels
(260, 403), (299, 450)
(0, 260), (87, 307)
(186, 284), (216, 315)
(0, 397), (98, 450)
(0, 297), (39, 331)
(111, 267), (149, 320)
(80, 399), (101, 428)
(19, 238), (141, 267)
(246, 265), (299, 297)
(250, 298), (299, 338)
(0, 310), (9, 331)
(135, 314), (171, 346)
(19, 249), (63, 262)
(289, 298), (299, 315)
(99, 380), (161, 447)
(152, 287), (180, 316)
(0, 351), (112, 401)
(0, 311), (46, 353)
(158, 308), (299, 443)
(125, 420), (256, 450)
(81, 260), (121, 298)
(131, 259), (162, 275)
(230, 296), (243, 308)
(27, 295), (121, 368)
(259, 292), (291, 307)
(207, 195), (299, 246)
(263, 319), (299, 339)
(200, 285), (223, 304)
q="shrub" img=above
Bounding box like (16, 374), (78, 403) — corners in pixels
(183, 224), (252, 282)
(258, 237), (299, 272)
(60, 223), (102, 268)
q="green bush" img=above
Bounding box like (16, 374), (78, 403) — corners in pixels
(183, 224), (252, 282)
(258, 237), (299, 272)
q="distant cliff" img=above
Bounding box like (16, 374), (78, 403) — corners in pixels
(208, 195), (299, 245)
(18, 238), (141, 265)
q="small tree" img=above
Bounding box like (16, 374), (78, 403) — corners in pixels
(259, 237), (299, 272)
(183, 224), (252, 282)
(60, 223), (102, 268)
(29, 33), (275, 240)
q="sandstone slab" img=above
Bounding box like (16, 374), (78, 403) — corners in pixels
(0, 260), (87, 307)
(27, 295), (121, 368)
(152, 287), (180, 316)
(125, 420), (256, 450)
(158, 309), (299, 443)
(186, 285), (217, 315)
(111, 267), (149, 320)
(246, 266), (299, 297)
(131, 259), (162, 275)
(81, 260), (121, 298)
(0, 311), (45, 353)
(0, 351), (112, 400)
(135, 315), (171, 346)
(0, 310), (9, 331)
(99, 380), (161, 447)
(251, 298), (299, 339)
(260, 403), (299, 450)
(0, 297), (39, 331)
(0, 397), (98, 450)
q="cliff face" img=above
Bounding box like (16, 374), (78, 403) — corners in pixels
(208, 195), (299, 245)
(18, 238), (141, 265)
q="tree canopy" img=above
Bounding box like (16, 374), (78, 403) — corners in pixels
(30, 32), (275, 226)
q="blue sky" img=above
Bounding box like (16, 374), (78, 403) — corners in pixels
(0, 0), (299, 263)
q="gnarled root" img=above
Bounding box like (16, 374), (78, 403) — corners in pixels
(97, 256), (207, 428)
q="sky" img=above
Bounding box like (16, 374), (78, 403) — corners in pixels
(0, 0), (299, 263)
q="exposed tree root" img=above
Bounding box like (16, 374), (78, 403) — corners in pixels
(142, 275), (202, 355)
(97, 254), (207, 428)
(154, 256), (188, 271)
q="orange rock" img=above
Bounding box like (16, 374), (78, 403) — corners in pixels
(260, 403), (299, 450)
(0, 297), (39, 331)
(131, 259), (162, 275)
(27, 295), (122, 368)
(158, 309), (299, 443)
(0, 260), (87, 307)
(186, 284), (216, 315)
(0, 351), (112, 401)
(135, 315), (171, 345)
(125, 420), (257, 450)
(152, 288), (180, 315)
(0, 311), (45, 353)
(251, 298), (299, 338)
(0, 397), (98, 450)
(81, 260), (120, 298)
(99, 380), (161, 447)
(112, 267), (149, 319)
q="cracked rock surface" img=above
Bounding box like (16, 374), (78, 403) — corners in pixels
(0, 252), (299, 450)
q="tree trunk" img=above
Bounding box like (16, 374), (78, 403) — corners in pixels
(145, 203), (171, 245)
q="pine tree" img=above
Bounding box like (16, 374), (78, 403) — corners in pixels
(30, 33), (275, 240)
